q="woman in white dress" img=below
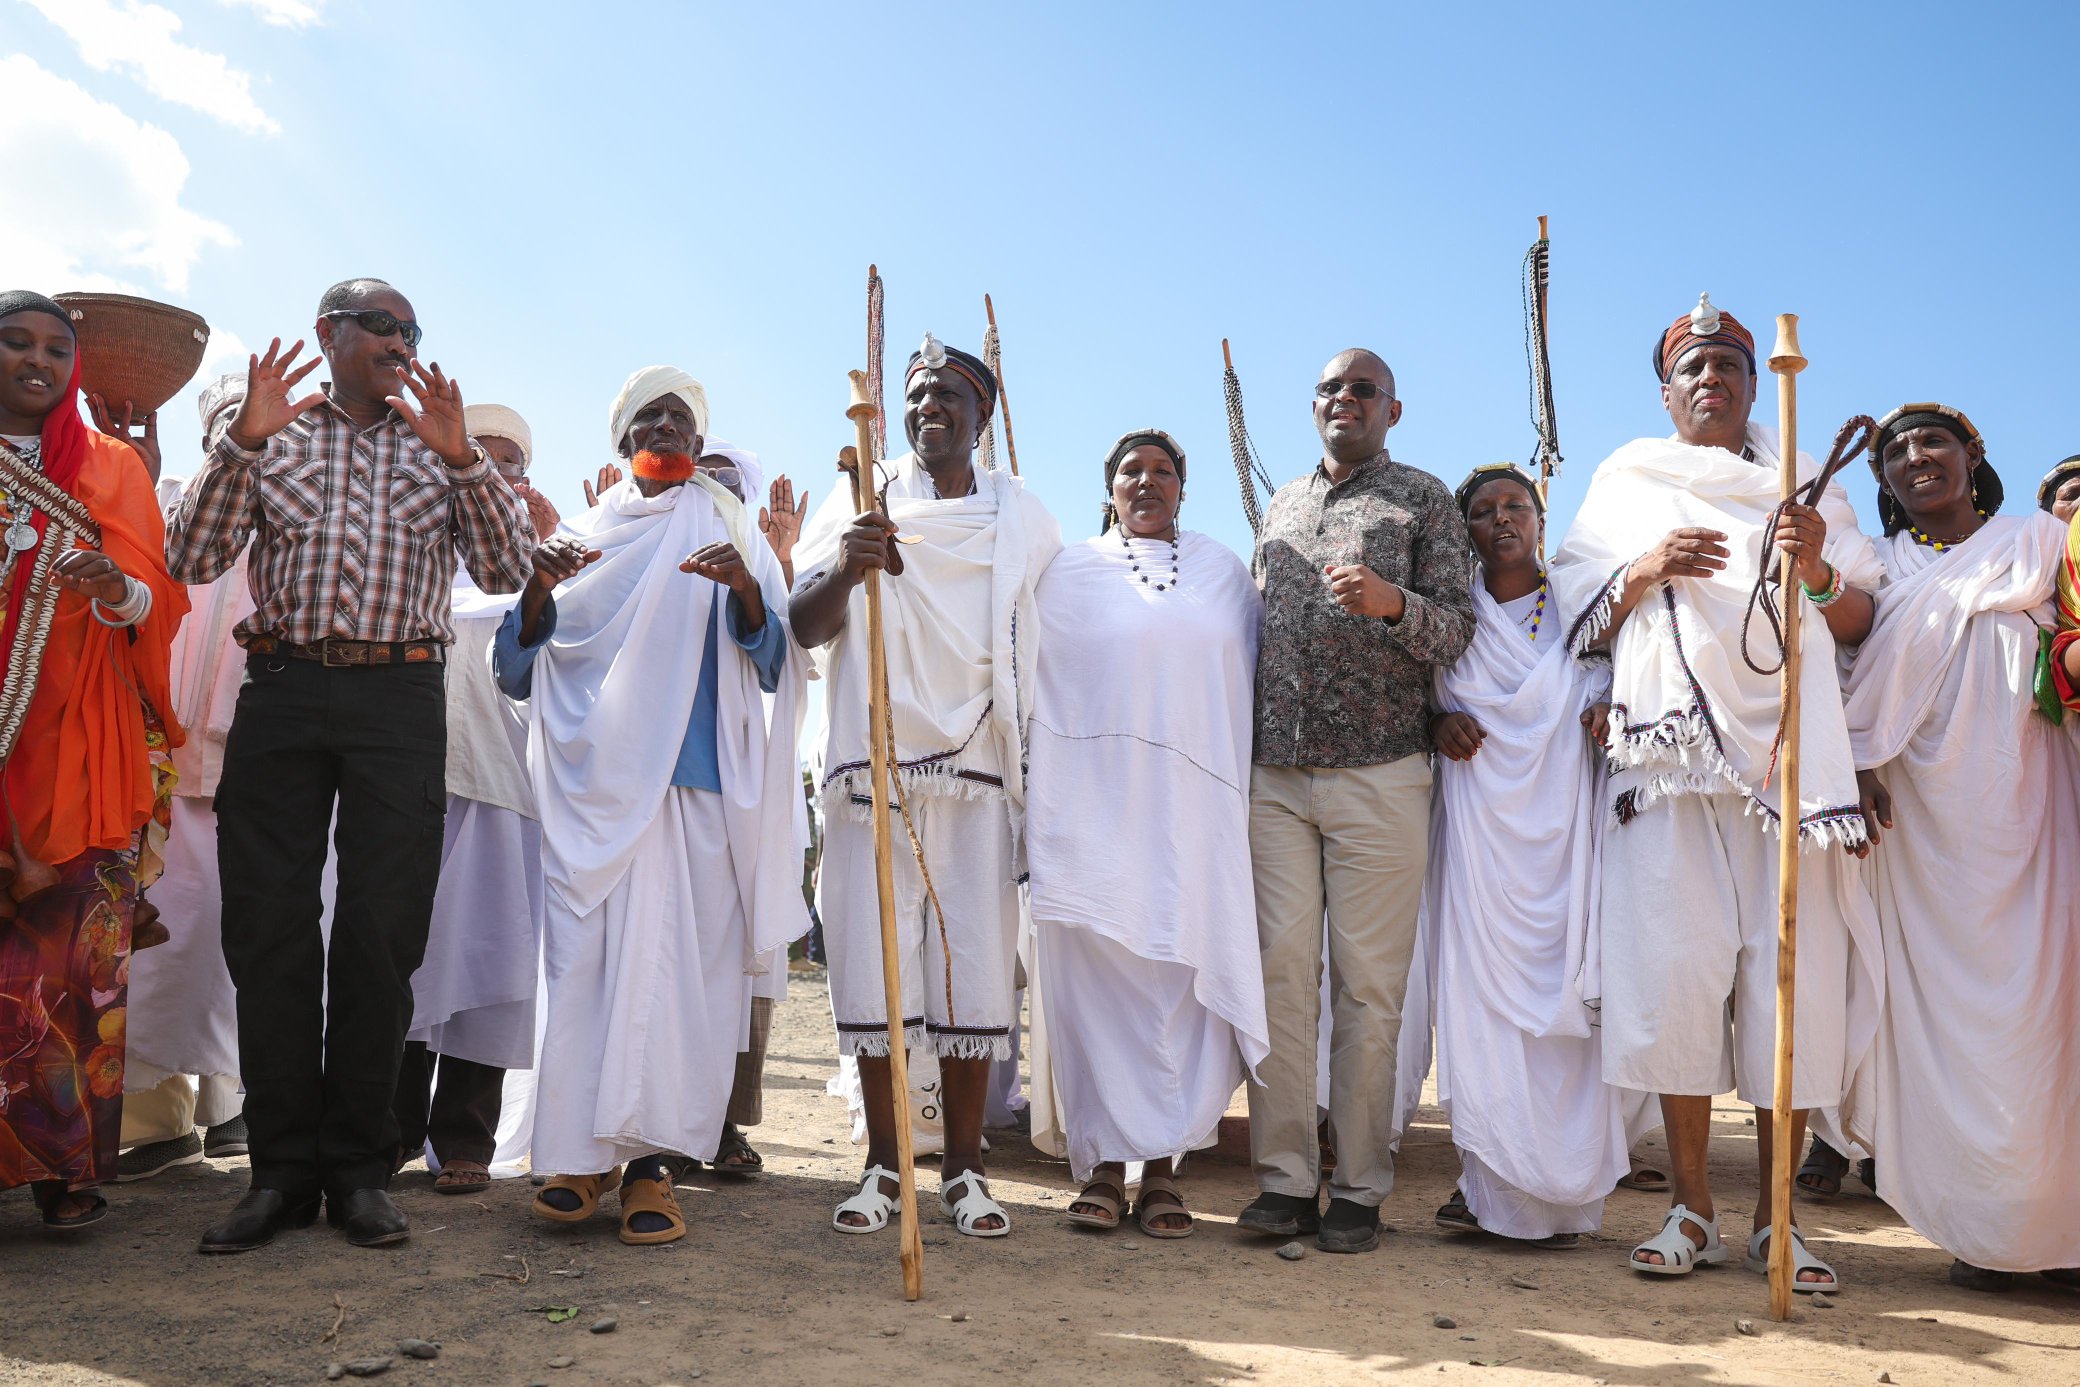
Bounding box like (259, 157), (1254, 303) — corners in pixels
(1426, 464), (1645, 1249)
(1026, 430), (1268, 1238)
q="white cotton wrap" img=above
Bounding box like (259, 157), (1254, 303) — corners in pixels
(1839, 513), (2080, 1270)
(448, 570), (532, 817)
(525, 473), (806, 969)
(793, 452), (1062, 834)
(1023, 531), (1270, 1166)
(1550, 424), (1882, 843)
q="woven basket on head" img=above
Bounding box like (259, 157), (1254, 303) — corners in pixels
(52, 293), (211, 415)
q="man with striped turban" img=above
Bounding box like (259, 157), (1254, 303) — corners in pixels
(792, 334), (1062, 1240)
(1551, 296), (1884, 1291)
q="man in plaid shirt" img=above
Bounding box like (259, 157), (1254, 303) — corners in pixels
(166, 277), (533, 1254)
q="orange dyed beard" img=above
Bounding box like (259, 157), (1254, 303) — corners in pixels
(631, 449), (695, 482)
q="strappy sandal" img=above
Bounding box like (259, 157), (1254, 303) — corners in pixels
(434, 1160), (491, 1195)
(531, 1167), (620, 1224)
(1616, 1158), (1671, 1193)
(1064, 1172), (1125, 1231)
(1744, 1225), (1838, 1291)
(617, 1173), (686, 1246)
(1630, 1204), (1729, 1276)
(832, 1165), (900, 1235)
(940, 1170), (1011, 1238)
(1133, 1175), (1194, 1240)
(1796, 1136), (1849, 1198)
(711, 1123), (763, 1179)
(34, 1183), (109, 1231)
(1436, 1190), (1481, 1233)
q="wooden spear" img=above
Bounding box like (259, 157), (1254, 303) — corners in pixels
(983, 294), (1019, 475)
(1766, 313), (1807, 1322)
(843, 370), (925, 1302)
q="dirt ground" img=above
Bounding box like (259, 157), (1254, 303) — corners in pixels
(7, 970), (2077, 1387)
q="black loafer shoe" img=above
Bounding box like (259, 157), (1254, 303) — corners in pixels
(328, 1188), (410, 1247)
(1236, 1191), (1321, 1237)
(198, 1188), (320, 1254)
(1315, 1197), (1381, 1254)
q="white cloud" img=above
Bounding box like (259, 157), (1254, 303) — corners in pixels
(21, 0), (281, 134)
(220, 0), (326, 26)
(0, 55), (236, 295)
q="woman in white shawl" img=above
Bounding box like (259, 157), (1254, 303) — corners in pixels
(1426, 464), (1645, 1249)
(1839, 403), (2080, 1291)
(1025, 430), (1267, 1238)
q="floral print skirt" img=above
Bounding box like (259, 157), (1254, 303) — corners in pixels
(0, 845), (139, 1191)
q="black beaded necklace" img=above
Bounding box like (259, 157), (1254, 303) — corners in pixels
(1118, 525), (1181, 591)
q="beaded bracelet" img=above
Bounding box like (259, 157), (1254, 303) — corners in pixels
(1799, 561), (1843, 609)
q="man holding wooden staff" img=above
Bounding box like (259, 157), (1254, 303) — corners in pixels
(792, 334), (1060, 1240)
(1550, 297), (1883, 1291)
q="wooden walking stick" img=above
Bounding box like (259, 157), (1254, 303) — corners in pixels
(842, 370), (925, 1302)
(980, 294), (1019, 475)
(1766, 313), (1807, 1321)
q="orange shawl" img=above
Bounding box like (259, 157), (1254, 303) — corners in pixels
(1, 431), (187, 864)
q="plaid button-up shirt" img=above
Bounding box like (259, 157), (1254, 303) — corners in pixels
(1252, 450), (1475, 767)
(164, 393), (534, 645)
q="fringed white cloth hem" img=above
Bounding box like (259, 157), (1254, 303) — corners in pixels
(839, 1022), (929, 1058)
(820, 762), (1006, 825)
(1606, 708), (1868, 849)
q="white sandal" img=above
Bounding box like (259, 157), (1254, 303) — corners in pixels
(832, 1165), (900, 1235)
(940, 1170), (1011, 1238)
(1629, 1204), (1730, 1276)
(1744, 1225), (1839, 1291)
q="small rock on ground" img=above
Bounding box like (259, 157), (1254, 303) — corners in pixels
(1736, 1319), (1756, 1336)
(343, 1360), (393, 1379)
(1432, 1315), (1457, 1330)
(397, 1339), (440, 1359)
(1811, 1292), (1836, 1308)
(591, 1318), (618, 1334)
(1277, 1241), (1307, 1261)
(549, 1357), (575, 1370)
(324, 1367), (344, 1382)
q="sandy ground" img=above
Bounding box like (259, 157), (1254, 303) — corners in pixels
(7, 970), (2078, 1387)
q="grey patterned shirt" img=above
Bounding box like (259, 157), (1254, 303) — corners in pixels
(1252, 450), (1474, 767)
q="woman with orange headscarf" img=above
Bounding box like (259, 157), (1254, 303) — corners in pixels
(0, 290), (186, 1229)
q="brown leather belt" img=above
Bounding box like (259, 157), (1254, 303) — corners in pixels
(245, 636), (446, 666)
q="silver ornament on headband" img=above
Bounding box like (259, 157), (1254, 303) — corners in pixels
(918, 332), (948, 370)
(1690, 293), (1721, 337)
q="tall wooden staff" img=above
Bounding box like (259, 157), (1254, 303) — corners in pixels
(980, 294), (1019, 475)
(841, 370), (925, 1302)
(1766, 313), (1807, 1321)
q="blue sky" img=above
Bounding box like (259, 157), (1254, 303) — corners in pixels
(9, 1), (2079, 559)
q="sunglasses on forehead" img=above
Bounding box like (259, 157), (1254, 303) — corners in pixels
(1314, 379), (1391, 400)
(321, 308), (423, 349)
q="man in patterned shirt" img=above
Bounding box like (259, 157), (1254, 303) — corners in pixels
(166, 278), (534, 1253)
(1239, 348), (1473, 1254)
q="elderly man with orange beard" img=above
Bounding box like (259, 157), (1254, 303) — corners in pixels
(495, 368), (806, 1246)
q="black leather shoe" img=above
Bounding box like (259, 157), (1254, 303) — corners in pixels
(1315, 1197), (1382, 1254)
(327, 1188), (410, 1247)
(1236, 1190), (1321, 1237)
(197, 1188), (320, 1254)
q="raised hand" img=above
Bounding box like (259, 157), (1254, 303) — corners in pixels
(582, 463), (624, 509)
(759, 475), (808, 564)
(512, 479), (562, 541)
(386, 361), (473, 468)
(1430, 711), (1485, 761)
(51, 547), (130, 605)
(228, 338), (325, 450)
(88, 395), (160, 482)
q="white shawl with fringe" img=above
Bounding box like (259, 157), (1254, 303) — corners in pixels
(1837, 513), (2080, 1268)
(793, 452), (1062, 833)
(1550, 424), (1881, 843)
(525, 473), (807, 970)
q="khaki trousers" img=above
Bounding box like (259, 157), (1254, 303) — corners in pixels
(1246, 757), (1431, 1206)
(120, 1074), (244, 1147)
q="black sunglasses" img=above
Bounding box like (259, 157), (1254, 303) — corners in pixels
(322, 309), (423, 349)
(1314, 379), (1391, 401)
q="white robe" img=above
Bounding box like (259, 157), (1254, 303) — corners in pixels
(1425, 580), (1644, 1238)
(524, 474), (806, 1172)
(1841, 513), (2080, 1272)
(408, 575), (544, 1070)
(1024, 531), (1269, 1177)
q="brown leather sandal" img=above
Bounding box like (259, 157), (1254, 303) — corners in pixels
(618, 1174), (687, 1246)
(1134, 1175), (1194, 1239)
(435, 1160), (492, 1194)
(531, 1167), (620, 1224)
(1064, 1172), (1126, 1230)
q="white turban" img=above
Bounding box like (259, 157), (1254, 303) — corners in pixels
(464, 402), (533, 466)
(608, 366), (708, 453)
(196, 372), (246, 431)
